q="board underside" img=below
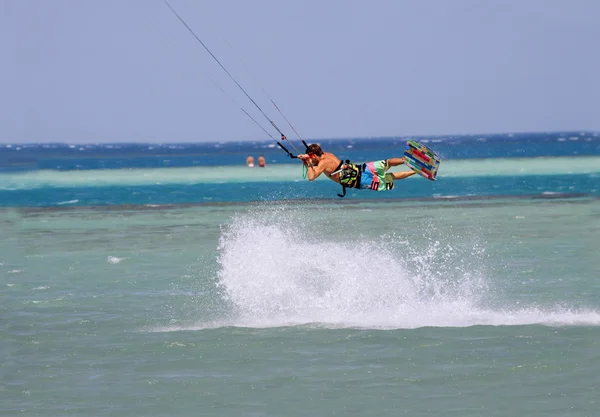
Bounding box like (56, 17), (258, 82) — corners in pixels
(403, 140), (441, 181)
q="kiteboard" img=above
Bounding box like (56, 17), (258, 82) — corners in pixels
(403, 140), (441, 181)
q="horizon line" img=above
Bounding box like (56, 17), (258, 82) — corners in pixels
(0, 130), (598, 146)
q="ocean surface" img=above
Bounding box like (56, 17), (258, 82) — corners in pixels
(2, 132), (600, 416)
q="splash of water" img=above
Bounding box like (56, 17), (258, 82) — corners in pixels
(107, 256), (128, 264)
(183, 205), (600, 330)
(213, 206), (490, 328)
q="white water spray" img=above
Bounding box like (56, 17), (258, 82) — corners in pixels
(207, 206), (600, 329)
(215, 207), (495, 328)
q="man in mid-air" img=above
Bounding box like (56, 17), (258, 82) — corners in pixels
(297, 144), (416, 196)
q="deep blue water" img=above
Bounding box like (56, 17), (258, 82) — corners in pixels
(1, 132), (598, 172)
(1, 175), (597, 208)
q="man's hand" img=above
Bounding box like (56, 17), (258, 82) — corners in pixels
(297, 153), (323, 181)
(298, 154), (314, 166)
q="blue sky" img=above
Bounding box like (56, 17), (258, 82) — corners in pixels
(1, 0), (599, 143)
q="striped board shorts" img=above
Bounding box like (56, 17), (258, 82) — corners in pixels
(360, 160), (395, 191)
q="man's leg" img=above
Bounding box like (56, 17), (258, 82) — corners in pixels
(386, 157), (405, 168)
(391, 170), (416, 180)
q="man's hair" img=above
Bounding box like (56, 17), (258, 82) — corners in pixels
(306, 144), (323, 156)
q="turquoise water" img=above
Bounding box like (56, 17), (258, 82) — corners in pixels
(1, 156), (599, 206)
(2, 198), (599, 416)
(2, 157), (599, 188)
(2, 134), (599, 415)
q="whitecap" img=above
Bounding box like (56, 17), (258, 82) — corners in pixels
(107, 256), (128, 264)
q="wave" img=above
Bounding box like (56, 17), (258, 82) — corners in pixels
(151, 307), (600, 331)
(2, 156), (599, 190)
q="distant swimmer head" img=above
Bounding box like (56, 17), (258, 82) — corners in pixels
(258, 155), (266, 167)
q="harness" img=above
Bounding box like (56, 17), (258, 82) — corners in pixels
(331, 160), (363, 198)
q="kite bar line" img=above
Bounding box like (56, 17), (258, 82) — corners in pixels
(162, 0), (305, 157)
(223, 38), (309, 150)
(204, 72), (276, 140)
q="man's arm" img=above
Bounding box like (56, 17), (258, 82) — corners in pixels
(298, 154), (326, 181)
(306, 161), (326, 181)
